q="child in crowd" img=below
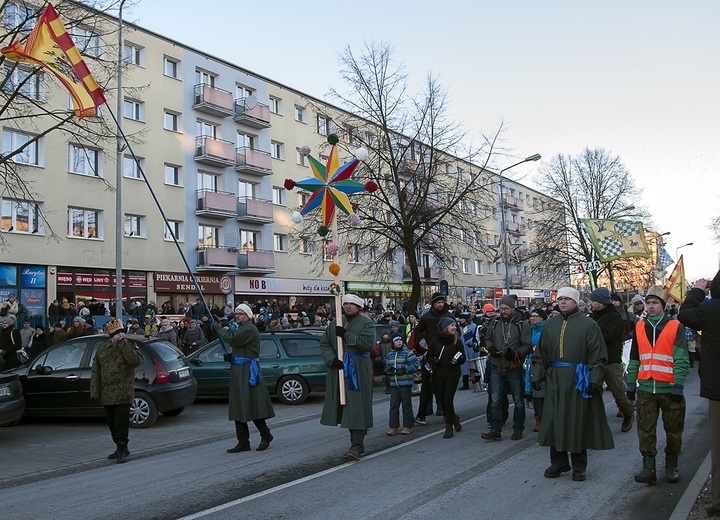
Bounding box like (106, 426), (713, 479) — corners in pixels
(386, 333), (419, 436)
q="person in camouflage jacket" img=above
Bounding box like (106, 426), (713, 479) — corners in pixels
(90, 319), (145, 463)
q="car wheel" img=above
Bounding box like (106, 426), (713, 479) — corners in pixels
(130, 392), (158, 428)
(161, 407), (185, 417)
(277, 375), (309, 405)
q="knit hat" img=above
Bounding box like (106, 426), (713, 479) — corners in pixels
(430, 292), (446, 304)
(389, 320), (400, 327)
(107, 319), (124, 337)
(341, 293), (365, 307)
(589, 287), (612, 305)
(645, 286), (668, 307)
(438, 316), (456, 332)
(482, 303), (496, 314)
(391, 332), (404, 344)
(556, 287), (580, 303)
(531, 308), (548, 320)
(1, 315), (15, 325)
(631, 294), (645, 304)
(578, 299), (586, 307)
(610, 292), (623, 303)
(73, 316), (85, 324)
(499, 295), (516, 308)
(234, 303), (253, 318)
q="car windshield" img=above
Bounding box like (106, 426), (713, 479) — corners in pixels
(280, 338), (321, 357)
(148, 341), (184, 362)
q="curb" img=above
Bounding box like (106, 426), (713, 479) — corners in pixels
(669, 451), (711, 520)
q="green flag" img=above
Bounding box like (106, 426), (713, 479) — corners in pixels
(580, 219), (650, 262)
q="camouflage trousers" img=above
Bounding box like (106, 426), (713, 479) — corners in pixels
(636, 389), (685, 458)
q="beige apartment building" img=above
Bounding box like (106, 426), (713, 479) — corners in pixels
(0, 4), (565, 318)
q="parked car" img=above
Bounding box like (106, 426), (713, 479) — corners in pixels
(0, 373), (25, 427)
(188, 329), (326, 404)
(6, 334), (197, 428)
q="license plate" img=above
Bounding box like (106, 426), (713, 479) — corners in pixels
(176, 367), (190, 379)
(0, 387), (11, 397)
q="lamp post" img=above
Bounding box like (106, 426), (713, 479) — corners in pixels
(115, 0), (127, 320)
(498, 153), (541, 296)
(676, 242), (693, 259)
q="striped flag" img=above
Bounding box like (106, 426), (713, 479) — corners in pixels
(1, 3), (106, 118)
(664, 255), (687, 303)
(580, 218), (650, 262)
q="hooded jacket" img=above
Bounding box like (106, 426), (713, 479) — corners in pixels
(589, 304), (625, 364)
(679, 270), (720, 400)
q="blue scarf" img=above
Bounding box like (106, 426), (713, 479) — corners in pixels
(549, 361), (591, 399)
(340, 351), (370, 391)
(230, 357), (262, 386)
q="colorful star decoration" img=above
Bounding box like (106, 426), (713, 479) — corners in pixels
(285, 135), (374, 229)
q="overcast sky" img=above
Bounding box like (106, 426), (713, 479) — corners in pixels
(131, 0), (719, 281)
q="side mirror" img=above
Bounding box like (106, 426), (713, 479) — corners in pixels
(35, 365), (53, 375)
(189, 358), (201, 366)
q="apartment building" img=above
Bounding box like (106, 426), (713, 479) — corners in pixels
(0, 4), (564, 316)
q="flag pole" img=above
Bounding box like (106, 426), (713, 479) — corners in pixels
(105, 103), (229, 354)
(332, 210), (346, 406)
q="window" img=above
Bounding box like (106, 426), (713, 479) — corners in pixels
(3, 65), (43, 100)
(195, 69), (215, 87)
(323, 240), (334, 261)
(296, 148), (309, 167)
(451, 257), (459, 270)
(164, 110), (180, 131)
(272, 187), (285, 205)
(294, 105), (306, 123)
(198, 225), (219, 250)
(123, 42), (143, 66)
(69, 27), (101, 57)
(124, 214), (146, 237)
(1, 198), (42, 234)
(274, 233), (288, 252)
(370, 246), (380, 262)
(164, 220), (184, 242)
(123, 155), (144, 179)
(496, 262), (503, 274)
(164, 164), (182, 186)
(475, 260), (484, 275)
(68, 207), (102, 239)
(2, 129), (39, 165)
(238, 181), (256, 199)
(270, 140), (284, 160)
(299, 238), (312, 255)
(69, 145), (101, 177)
(237, 132), (256, 150)
(475, 232), (483, 246)
(163, 56), (180, 78)
(487, 262), (493, 274)
(317, 114), (331, 135)
(197, 171), (218, 191)
(4, 3), (37, 33)
(123, 99), (144, 121)
(462, 258), (471, 274)
(299, 192), (309, 208)
(348, 244), (362, 264)
(240, 230), (257, 252)
(268, 96), (281, 114)
(196, 120), (218, 138)
(236, 84), (254, 99)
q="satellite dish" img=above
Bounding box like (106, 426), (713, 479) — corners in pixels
(245, 94), (257, 110)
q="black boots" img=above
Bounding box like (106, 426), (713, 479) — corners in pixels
(116, 443), (129, 464)
(443, 424), (454, 438)
(634, 456), (657, 485)
(666, 454), (680, 483)
(257, 434), (273, 451)
(453, 415), (462, 432)
(460, 376), (470, 390)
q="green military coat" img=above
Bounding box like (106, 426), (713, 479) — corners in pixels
(214, 322), (275, 423)
(90, 337), (145, 405)
(320, 313), (376, 430)
(531, 310), (615, 453)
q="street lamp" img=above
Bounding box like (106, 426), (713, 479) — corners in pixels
(676, 242), (693, 259)
(498, 153), (541, 296)
(115, 0), (128, 320)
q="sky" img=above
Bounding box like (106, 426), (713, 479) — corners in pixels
(130, 0), (719, 282)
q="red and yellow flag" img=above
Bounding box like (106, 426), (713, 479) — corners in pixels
(664, 255), (687, 303)
(1, 3), (106, 118)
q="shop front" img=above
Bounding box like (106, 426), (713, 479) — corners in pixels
(153, 272), (234, 313)
(0, 263), (47, 316)
(345, 281), (413, 314)
(234, 276), (335, 314)
(56, 269), (147, 312)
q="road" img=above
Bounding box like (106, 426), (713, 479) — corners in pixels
(0, 370), (711, 520)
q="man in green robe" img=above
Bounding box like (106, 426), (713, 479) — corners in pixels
(531, 286), (615, 482)
(320, 293), (376, 460)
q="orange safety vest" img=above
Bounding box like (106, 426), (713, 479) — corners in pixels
(636, 319), (680, 382)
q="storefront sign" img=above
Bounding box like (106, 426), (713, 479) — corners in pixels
(494, 288), (505, 299)
(236, 277), (334, 296)
(346, 281), (413, 292)
(154, 272), (226, 294)
(20, 266), (45, 287)
(58, 273), (146, 288)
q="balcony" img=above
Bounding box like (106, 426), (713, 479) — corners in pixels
(235, 147), (272, 176)
(505, 222), (527, 235)
(193, 84), (234, 117)
(234, 98), (271, 128)
(510, 275), (531, 289)
(503, 194), (524, 210)
(196, 189), (237, 218)
(196, 247), (238, 271)
(237, 249), (275, 274)
(402, 265), (442, 283)
(237, 197), (274, 224)
(195, 136), (235, 167)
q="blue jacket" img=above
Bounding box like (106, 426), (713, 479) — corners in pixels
(385, 346), (419, 387)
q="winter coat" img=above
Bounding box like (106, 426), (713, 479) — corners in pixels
(459, 322), (477, 377)
(411, 305), (454, 353)
(181, 327), (206, 354)
(679, 271), (720, 400)
(531, 309), (614, 453)
(214, 321), (275, 423)
(157, 326), (177, 347)
(589, 304), (625, 364)
(47, 328), (67, 346)
(0, 325), (22, 370)
(320, 313), (375, 429)
(28, 331), (47, 359)
(525, 321), (546, 397)
(426, 331), (466, 381)
(485, 314), (532, 373)
(90, 337), (145, 405)
(385, 346), (419, 387)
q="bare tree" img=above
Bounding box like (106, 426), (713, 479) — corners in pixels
(529, 148), (651, 290)
(299, 40), (500, 313)
(0, 0), (137, 249)
(711, 216), (720, 243)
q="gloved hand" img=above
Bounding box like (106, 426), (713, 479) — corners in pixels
(472, 341), (479, 353)
(335, 326), (346, 340)
(626, 390), (636, 401)
(670, 385), (684, 403)
(220, 319), (229, 328)
(588, 383), (602, 396)
(487, 345), (500, 357)
(223, 353), (232, 363)
(524, 392), (533, 403)
(531, 381), (542, 392)
(385, 366), (396, 374)
(503, 348), (515, 361)
(426, 357), (440, 367)
(331, 357), (344, 370)
(479, 347), (489, 357)
(451, 354), (466, 365)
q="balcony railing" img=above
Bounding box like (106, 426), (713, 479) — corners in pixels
(196, 189), (237, 218)
(197, 246), (238, 271)
(505, 222), (526, 235)
(237, 197), (274, 223)
(193, 84), (234, 117)
(234, 98), (271, 128)
(402, 265), (442, 282)
(503, 194), (524, 210)
(195, 136), (235, 167)
(235, 147), (272, 175)
(510, 275), (531, 289)
(237, 249), (275, 274)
